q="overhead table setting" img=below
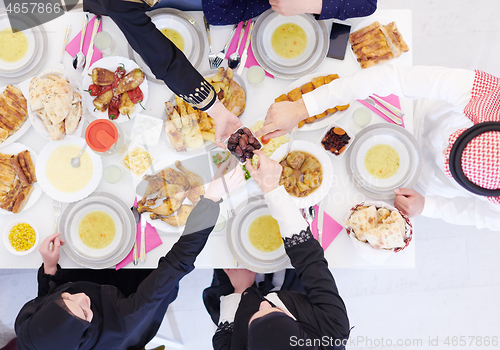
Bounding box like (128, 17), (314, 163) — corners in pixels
(0, 6), (416, 271)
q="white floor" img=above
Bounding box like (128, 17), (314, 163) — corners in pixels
(2, 1), (500, 349)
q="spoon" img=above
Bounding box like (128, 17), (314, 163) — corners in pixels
(228, 20), (248, 70)
(71, 144), (87, 168)
(73, 13), (89, 70)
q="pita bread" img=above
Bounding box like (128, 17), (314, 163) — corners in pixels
(346, 205), (378, 242)
(364, 222), (405, 249)
(65, 101), (82, 135)
(41, 76), (73, 124)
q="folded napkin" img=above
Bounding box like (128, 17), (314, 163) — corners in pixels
(310, 205), (343, 252)
(65, 15), (103, 69)
(358, 94), (405, 128)
(116, 198), (163, 270)
(225, 20), (274, 78)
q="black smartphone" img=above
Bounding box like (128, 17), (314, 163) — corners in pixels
(327, 22), (351, 60)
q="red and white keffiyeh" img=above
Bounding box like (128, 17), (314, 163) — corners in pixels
(444, 70), (500, 204)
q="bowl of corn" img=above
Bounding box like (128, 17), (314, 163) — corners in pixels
(3, 220), (39, 255)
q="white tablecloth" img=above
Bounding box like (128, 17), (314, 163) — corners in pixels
(0, 9), (415, 269)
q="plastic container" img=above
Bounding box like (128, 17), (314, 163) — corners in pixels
(85, 119), (126, 156)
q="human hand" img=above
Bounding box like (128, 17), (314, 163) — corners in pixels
(393, 188), (425, 217)
(245, 151), (282, 194)
(269, 0), (322, 16)
(207, 100), (243, 149)
(205, 158), (246, 202)
(224, 268), (256, 294)
(254, 99), (309, 140)
(38, 232), (65, 275)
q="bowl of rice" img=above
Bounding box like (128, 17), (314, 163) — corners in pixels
(3, 220), (39, 255)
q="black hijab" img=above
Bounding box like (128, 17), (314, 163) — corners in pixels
(248, 311), (315, 350)
(15, 282), (103, 350)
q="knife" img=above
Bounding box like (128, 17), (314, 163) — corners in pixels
(363, 98), (403, 125)
(370, 95), (405, 118)
(130, 206), (139, 265)
(317, 201), (325, 248)
(236, 20), (254, 76)
(140, 212), (146, 262)
(82, 15), (101, 77)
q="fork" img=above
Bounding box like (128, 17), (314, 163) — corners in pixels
(50, 200), (62, 251)
(213, 24), (238, 69)
(203, 16), (216, 69)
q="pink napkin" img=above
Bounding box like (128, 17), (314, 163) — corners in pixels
(225, 21), (274, 78)
(358, 94), (405, 127)
(116, 198), (163, 270)
(65, 15), (103, 68)
(310, 205), (343, 252)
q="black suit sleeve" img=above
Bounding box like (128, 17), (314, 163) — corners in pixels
(284, 227), (350, 339)
(84, 0), (217, 110)
(37, 264), (64, 297)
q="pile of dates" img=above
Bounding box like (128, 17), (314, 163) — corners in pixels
(321, 127), (351, 156)
(227, 127), (262, 163)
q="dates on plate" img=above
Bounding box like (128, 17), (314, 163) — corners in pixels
(227, 127), (262, 163)
(321, 127), (351, 155)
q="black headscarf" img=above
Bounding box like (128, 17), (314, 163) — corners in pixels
(248, 311), (315, 350)
(15, 282), (103, 350)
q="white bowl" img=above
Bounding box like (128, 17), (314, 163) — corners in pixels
(316, 121), (355, 161)
(270, 140), (333, 208)
(0, 26), (37, 73)
(3, 220), (39, 256)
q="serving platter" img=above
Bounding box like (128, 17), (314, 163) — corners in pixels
(278, 72), (350, 131)
(128, 8), (205, 85)
(252, 9), (329, 79)
(135, 158), (210, 234)
(27, 69), (85, 140)
(0, 13), (48, 84)
(270, 140), (333, 208)
(349, 16), (408, 69)
(162, 69), (247, 156)
(0, 84), (32, 149)
(0, 143), (42, 214)
(82, 56), (149, 123)
(58, 192), (136, 269)
(35, 136), (103, 203)
(227, 196), (289, 273)
(346, 124), (422, 199)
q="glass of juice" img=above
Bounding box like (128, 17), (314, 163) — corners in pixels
(103, 165), (122, 184)
(352, 107), (372, 127)
(94, 31), (117, 57)
(246, 66), (265, 85)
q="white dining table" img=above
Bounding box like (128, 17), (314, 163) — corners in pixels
(0, 8), (415, 269)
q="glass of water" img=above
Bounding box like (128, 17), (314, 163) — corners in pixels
(94, 31), (117, 57)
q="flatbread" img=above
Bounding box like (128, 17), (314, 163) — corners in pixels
(346, 205), (378, 242)
(364, 222), (405, 249)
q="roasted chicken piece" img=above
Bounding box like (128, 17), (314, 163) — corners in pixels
(155, 205), (194, 227)
(141, 195), (182, 217)
(157, 168), (189, 191)
(175, 160), (204, 205)
(286, 151), (305, 170)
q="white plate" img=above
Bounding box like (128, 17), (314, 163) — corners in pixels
(227, 196), (289, 273)
(128, 8), (205, 85)
(162, 69), (247, 155)
(0, 143), (42, 214)
(82, 56), (149, 123)
(0, 14), (47, 84)
(270, 140), (333, 208)
(0, 84), (32, 149)
(252, 9), (329, 79)
(136, 158), (209, 234)
(27, 69), (85, 140)
(3, 219), (39, 255)
(35, 136), (103, 203)
(346, 124), (422, 199)
(279, 72), (350, 131)
(349, 16), (407, 69)
(58, 192), (136, 268)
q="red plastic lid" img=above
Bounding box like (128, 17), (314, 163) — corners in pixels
(85, 119), (119, 152)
